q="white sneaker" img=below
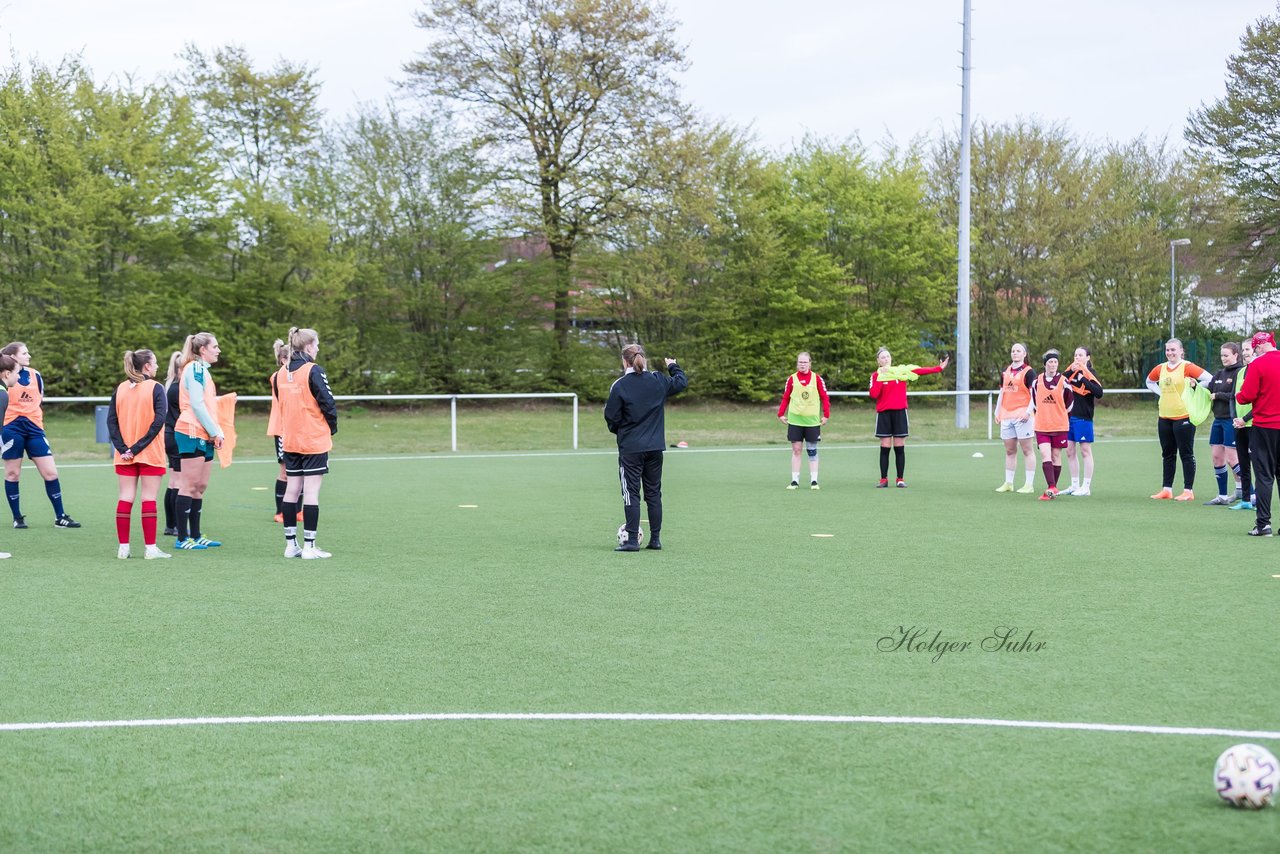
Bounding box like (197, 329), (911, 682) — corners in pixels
(0, 551), (10, 559)
(144, 545), (171, 560)
(117, 544), (130, 560)
(1072, 486), (1091, 496)
(284, 541), (303, 558)
(301, 544), (332, 560)
(1057, 486), (1075, 495)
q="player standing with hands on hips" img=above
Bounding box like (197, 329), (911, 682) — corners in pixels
(777, 352), (830, 490)
(604, 344), (687, 552)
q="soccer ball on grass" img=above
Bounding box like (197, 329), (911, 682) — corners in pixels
(616, 523), (644, 548)
(1213, 743), (1279, 809)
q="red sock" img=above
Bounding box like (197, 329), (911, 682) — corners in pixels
(116, 500), (132, 545)
(141, 500), (158, 546)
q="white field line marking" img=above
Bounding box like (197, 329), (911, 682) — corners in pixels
(56, 437), (1163, 469)
(1, 712), (1276, 739)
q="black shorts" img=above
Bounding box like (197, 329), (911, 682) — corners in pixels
(274, 435), (285, 464)
(283, 452), (329, 477)
(168, 455), (182, 473)
(875, 409), (910, 438)
(786, 424), (821, 443)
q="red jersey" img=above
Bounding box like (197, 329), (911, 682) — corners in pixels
(869, 365), (944, 412)
(1236, 349), (1280, 428)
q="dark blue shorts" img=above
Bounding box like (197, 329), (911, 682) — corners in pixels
(1067, 417), (1094, 444)
(1209, 417), (1236, 448)
(1, 418), (51, 460)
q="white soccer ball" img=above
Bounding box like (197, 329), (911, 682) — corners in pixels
(616, 523), (644, 547)
(1214, 743), (1279, 809)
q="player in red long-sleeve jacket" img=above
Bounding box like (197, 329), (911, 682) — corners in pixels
(868, 348), (949, 488)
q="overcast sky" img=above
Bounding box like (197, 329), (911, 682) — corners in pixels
(0, 0), (1275, 150)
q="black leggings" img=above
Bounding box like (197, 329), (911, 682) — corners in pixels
(1237, 426), (1253, 500)
(1158, 417), (1197, 490)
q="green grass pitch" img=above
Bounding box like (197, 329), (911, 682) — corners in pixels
(0, 423), (1277, 850)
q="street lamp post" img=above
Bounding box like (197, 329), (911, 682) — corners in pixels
(1169, 238), (1191, 339)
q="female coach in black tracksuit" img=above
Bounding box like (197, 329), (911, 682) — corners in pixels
(604, 344), (688, 551)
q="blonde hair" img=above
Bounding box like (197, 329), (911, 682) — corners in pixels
(180, 332), (217, 368)
(163, 350), (184, 386)
(122, 349), (155, 384)
(621, 343), (647, 373)
(288, 327), (318, 360)
(273, 338), (289, 367)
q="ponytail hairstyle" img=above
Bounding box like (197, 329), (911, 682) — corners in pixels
(123, 349), (155, 384)
(288, 327), (319, 361)
(0, 354), (16, 383)
(180, 332), (217, 368)
(1074, 346), (1094, 373)
(1222, 341), (1242, 364)
(1, 342), (25, 358)
(621, 343), (647, 373)
(273, 338), (289, 367)
(163, 350), (184, 386)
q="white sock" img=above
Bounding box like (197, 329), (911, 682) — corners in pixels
(1024, 471), (1035, 486)
(792, 472), (800, 482)
(1070, 478), (1080, 489)
(1083, 478), (1091, 488)
(1005, 469), (1014, 484)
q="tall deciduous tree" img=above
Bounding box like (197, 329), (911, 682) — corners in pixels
(177, 45), (339, 388)
(404, 0), (689, 383)
(1186, 4), (1280, 294)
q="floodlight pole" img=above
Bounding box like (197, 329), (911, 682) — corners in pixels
(1169, 238), (1190, 339)
(955, 0), (973, 429)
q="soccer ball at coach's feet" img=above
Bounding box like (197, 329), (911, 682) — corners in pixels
(616, 523), (644, 550)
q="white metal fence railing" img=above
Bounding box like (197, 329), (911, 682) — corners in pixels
(52, 388), (1157, 449)
(51, 393), (581, 453)
(829, 388), (1154, 440)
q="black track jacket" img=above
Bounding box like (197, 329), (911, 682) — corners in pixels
(604, 362), (688, 453)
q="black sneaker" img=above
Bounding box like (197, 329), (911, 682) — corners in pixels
(645, 538), (662, 550)
(163, 527), (178, 537)
(12, 516), (25, 530)
(54, 515), (81, 529)
(614, 542), (640, 552)
(1247, 525), (1272, 537)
